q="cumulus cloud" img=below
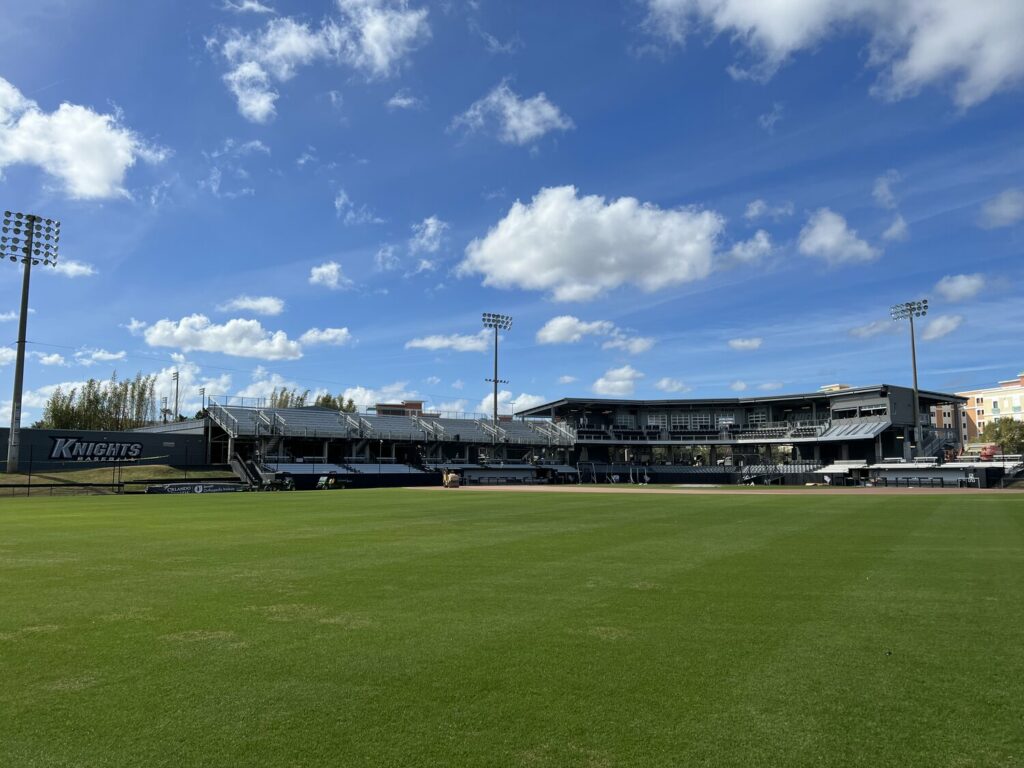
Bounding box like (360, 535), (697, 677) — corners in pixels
(729, 229), (773, 262)
(334, 188), (383, 225)
(218, 295), (284, 316)
(536, 315), (652, 354)
(451, 81), (573, 145)
(299, 327), (353, 346)
(935, 273), (985, 302)
(214, 3), (430, 122)
(558, 375), (577, 385)
(848, 319), (895, 339)
(536, 316), (614, 344)
(655, 377), (691, 393)
(341, 381), (416, 410)
(980, 188), (1024, 228)
(309, 260), (353, 290)
(223, 0), (275, 12)
(0, 77), (166, 199)
(729, 380), (748, 392)
(52, 260), (97, 278)
(0, 347), (16, 366)
(798, 208), (879, 265)
(405, 330), (489, 353)
(74, 348), (126, 366)
(460, 186), (725, 301)
(479, 390), (547, 416)
(744, 199), (793, 220)
(728, 337), (762, 351)
(234, 365), (303, 401)
(0, 311), (16, 322)
(144, 314), (303, 360)
(387, 89), (422, 110)
(882, 214), (909, 242)
(593, 365), (644, 396)
(643, 0), (1024, 108)
(35, 352), (67, 366)
(409, 215), (448, 254)
(921, 314), (964, 341)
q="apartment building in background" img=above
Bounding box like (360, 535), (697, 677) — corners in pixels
(952, 372), (1024, 442)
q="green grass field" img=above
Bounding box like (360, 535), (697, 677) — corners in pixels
(1, 490), (1022, 767)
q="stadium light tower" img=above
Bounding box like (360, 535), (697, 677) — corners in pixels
(2, 211), (60, 473)
(482, 312), (512, 425)
(891, 298), (928, 457)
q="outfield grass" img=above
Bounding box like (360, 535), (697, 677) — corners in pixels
(1, 490), (1021, 767)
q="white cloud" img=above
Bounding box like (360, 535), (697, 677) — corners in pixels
(536, 316), (614, 344)
(478, 390), (547, 416)
(558, 375), (577, 385)
(758, 101), (783, 132)
(299, 327), (353, 346)
(374, 244), (400, 271)
(35, 352), (67, 366)
(342, 381), (416, 410)
(758, 381), (784, 391)
(729, 380), (748, 392)
(218, 295), (285, 316)
(215, 4), (430, 122)
(798, 208), (879, 265)
(593, 365), (644, 396)
(873, 169), (901, 209)
(729, 229), (773, 262)
(451, 81), (573, 145)
(0, 311), (15, 322)
(405, 330), (489, 353)
(334, 188), (383, 225)
(536, 315), (652, 354)
(0, 347), (16, 366)
(728, 337), (762, 351)
(460, 185), (725, 301)
(144, 314), (303, 360)
(234, 365), (303, 402)
(848, 319), (895, 339)
(223, 0), (275, 13)
(602, 335), (655, 355)
(387, 89), (422, 110)
(643, 0), (1024, 108)
(0, 77), (166, 199)
(935, 273), (985, 302)
(451, 379), (464, 390)
(921, 314), (964, 341)
(424, 375), (441, 385)
(52, 260), (97, 278)
(980, 188), (1024, 229)
(125, 318), (148, 336)
(882, 214), (909, 242)
(409, 215), (448, 254)
(74, 348), (126, 366)
(655, 377), (691, 393)
(744, 199), (793, 220)
(309, 260), (353, 290)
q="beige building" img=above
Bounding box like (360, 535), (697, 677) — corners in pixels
(951, 372), (1024, 442)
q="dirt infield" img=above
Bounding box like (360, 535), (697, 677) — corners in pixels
(420, 484), (1023, 497)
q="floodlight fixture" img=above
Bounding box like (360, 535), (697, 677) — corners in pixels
(482, 312), (513, 426)
(890, 298), (929, 458)
(3, 211), (60, 473)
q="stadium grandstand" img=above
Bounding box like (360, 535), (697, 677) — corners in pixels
(9, 383), (1018, 489)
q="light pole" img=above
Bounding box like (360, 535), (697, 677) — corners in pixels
(482, 312), (512, 425)
(2, 211), (60, 473)
(891, 299), (928, 458)
(172, 371), (180, 422)
(199, 387), (206, 414)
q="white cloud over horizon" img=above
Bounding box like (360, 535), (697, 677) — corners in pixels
(144, 314), (303, 360)
(593, 365), (644, 396)
(0, 77), (166, 199)
(460, 185), (724, 301)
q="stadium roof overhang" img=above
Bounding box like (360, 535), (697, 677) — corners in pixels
(515, 385), (966, 417)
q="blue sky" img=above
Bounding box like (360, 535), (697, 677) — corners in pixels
(1, 0), (1023, 421)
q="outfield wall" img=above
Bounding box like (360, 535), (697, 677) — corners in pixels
(0, 427), (207, 472)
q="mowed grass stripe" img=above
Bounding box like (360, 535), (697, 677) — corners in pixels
(0, 491), (1021, 767)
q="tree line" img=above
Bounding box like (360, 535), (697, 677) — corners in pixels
(33, 373), (158, 431)
(268, 388), (357, 412)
